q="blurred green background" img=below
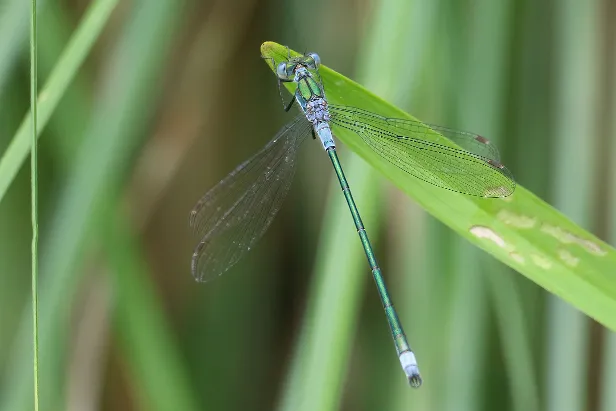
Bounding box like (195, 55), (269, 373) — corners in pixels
(1, 0), (616, 410)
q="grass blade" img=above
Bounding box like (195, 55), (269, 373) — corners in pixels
(29, 0), (40, 409)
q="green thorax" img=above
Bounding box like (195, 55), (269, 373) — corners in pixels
(296, 74), (324, 104)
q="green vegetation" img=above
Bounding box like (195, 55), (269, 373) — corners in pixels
(1, 1), (614, 410)
(263, 41), (616, 332)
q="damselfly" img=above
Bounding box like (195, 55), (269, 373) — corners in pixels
(189, 47), (515, 388)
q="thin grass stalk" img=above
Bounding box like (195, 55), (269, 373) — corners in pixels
(30, 0), (40, 410)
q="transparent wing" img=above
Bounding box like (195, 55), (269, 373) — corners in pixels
(422, 124), (501, 162)
(329, 105), (515, 197)
(189, 115), (312, 282)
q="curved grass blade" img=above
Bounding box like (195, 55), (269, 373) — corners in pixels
(329, 105), (515, 198)
(190, 115), (311, 282)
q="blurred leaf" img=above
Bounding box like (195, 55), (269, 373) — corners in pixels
(0, 0), (42, 95)
(276, 155), (380, 411)
(545, 2), (599, 411)
(261, 41), (616, 332)
(0, 0), (183, 409)
(105, 211), (200, 411)
(0, 0), (118, 203)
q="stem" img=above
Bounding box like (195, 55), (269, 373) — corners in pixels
(30, 0), (40, 409)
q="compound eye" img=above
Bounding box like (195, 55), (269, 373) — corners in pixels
(277, 62), (292, 80)
(307, 52), (321, 68)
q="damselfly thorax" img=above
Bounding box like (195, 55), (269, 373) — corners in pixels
(281, 62), (335, 149)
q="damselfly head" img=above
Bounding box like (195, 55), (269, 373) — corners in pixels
(277, 53), (321, 81)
